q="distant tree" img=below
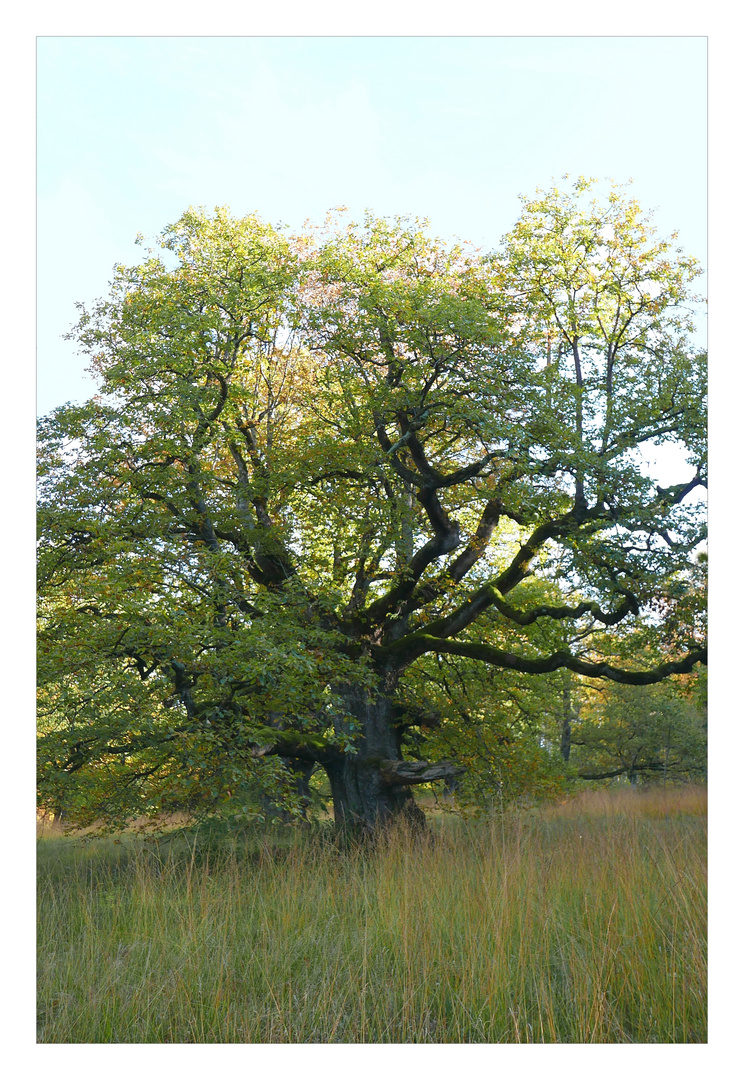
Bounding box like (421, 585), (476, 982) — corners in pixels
(571, 675), (707, 785)
(37, 180), (707, 835)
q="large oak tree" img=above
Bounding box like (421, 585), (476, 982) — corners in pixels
(37, 180), (707, 834)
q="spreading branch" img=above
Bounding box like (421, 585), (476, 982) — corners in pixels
(379, 635), (707, 685)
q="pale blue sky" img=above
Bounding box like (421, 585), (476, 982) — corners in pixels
(37, 36), (707, 416)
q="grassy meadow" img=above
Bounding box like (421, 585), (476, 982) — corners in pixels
(36, 785), (707, 1043)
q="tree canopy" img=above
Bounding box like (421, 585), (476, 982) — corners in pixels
(37, 179), (707, 834)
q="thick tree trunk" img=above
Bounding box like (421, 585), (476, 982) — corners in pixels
(324, 679), (426, 835)
(325, 755), (426, 835)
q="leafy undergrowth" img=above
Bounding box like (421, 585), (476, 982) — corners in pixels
(37, 786), (706, 1043)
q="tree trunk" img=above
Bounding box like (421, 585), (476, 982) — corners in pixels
(288, 758), (315, 819)
(258, 757), (316, 823)
(324, 755), (426, 836)
(560, 673), (575, 763)
(324, 678), (426, 836)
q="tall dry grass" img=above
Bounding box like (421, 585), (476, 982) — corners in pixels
(37, 785), (706, 1043)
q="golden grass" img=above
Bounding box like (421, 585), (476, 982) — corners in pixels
(543, 784), (707, 820)
(37, 785), (706, 1043)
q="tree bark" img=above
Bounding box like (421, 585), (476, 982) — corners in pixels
(323, 679), (428, 835)
(324, 755), (427, 835)
(560, 673), (576, 763)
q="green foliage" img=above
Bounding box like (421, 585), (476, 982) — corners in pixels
(572, 675), (707, 785)
(395, 582), (579, 811)
(38, 580), (370, 827)
(38, 183), (707, 829)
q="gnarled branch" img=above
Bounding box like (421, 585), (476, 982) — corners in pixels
(379, 759), (465, 786)
(379, 634), (707, 685)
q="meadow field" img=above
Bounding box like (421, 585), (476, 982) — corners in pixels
(36, 785), (707, 1043)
